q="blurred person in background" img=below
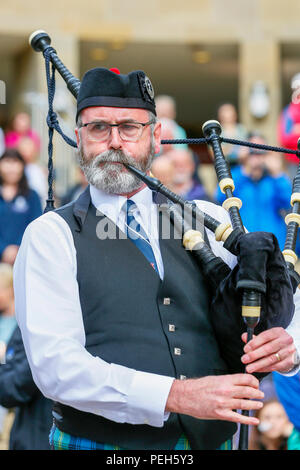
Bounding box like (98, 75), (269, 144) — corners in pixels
(158, 117), (177, 155)
(150, 155), (175, 191)
(167, 148), (211, 201)
(60, 167), (88, 206)
(155, 95), (188, 149)
(215, 133), (291, 251)
(17, 136), (48, 207)
(159, 118), (202, 187)
(272, 370), (300, 450)
(0, 262), (17, 440)
(0, 149), (42, 265)
(217, 103), (247, 167)
(0, 262), (52, 449)
(0, 263), (16, 362)
(5, 112), (40, 152)
(0, 324), (53, 450)
(0, 127), (5, 158)
(248, 399), (299, 450)
(278, 73), (300, 181)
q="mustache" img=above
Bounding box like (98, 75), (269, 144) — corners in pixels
(89, 149), (150, 173)
(93, 150), (135, 166)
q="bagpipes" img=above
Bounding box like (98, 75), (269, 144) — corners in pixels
(29, 30), (300, 450)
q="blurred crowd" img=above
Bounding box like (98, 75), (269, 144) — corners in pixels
(1, 73), (300, 449)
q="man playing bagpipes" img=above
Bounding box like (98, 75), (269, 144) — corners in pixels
(13, 40), (300, 450)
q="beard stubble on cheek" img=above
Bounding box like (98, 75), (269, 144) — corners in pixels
(77, 141), (154, 194)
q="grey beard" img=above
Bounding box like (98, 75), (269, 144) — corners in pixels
(78, 144), (155, 194)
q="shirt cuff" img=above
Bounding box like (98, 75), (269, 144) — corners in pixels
(279, 364), (300, 377)
(126, 370), (175, 427)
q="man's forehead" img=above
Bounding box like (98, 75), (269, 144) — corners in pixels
(81, 106), (149, 121)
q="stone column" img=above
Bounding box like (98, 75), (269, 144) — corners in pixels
(239, 40), (281, 144)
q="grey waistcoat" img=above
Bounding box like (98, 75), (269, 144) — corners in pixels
(53, 187), (236, 449)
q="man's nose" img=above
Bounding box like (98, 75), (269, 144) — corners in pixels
(108, 126), (122, 149)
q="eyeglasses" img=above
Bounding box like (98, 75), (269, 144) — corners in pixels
(78, 120), (155, 142)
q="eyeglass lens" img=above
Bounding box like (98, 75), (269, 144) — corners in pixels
(87, 122), (144, 141)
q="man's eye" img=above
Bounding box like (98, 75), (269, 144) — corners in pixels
(121, 124), (139, 131)
(92, 123), (107, 132)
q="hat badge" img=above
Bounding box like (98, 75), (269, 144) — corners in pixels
(144, 76), (155, 100)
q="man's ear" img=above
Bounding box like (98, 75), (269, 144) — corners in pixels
(75, 128), (80, 148)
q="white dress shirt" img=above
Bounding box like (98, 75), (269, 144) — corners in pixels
(13, 185), (300, 429)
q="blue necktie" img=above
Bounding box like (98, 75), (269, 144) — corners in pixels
(124, 200), (158, 273)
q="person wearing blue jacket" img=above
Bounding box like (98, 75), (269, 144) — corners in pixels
(0, 149), (42, 265)
(215, 133), (292, 251)
(0, 325), (53, 449)
(273, 371), (300, 449)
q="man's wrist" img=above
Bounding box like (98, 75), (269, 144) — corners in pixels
(125, 369), (174, 427)
(165, 379), (182, 414)
(280, 351), (300, 376)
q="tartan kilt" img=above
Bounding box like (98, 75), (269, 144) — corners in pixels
(49, 424), (232, 450)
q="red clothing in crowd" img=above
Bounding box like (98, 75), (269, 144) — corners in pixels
(278, 102), (300, 164)
(5, 130), (40, 151)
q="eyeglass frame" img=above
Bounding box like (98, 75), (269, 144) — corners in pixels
(78, 119), (156, 142)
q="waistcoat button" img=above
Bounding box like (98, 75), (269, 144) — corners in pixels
(174, 347), (181, 355)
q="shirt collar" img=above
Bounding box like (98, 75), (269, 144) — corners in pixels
(89, 184), (154, 226)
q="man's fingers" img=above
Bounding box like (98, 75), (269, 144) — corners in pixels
(230, 373), (260, 389)
(243, 327), (292, 354)
(242, 341), (295, 365)
(242, 332), (255, 344)
(221, 398), (263, 413)
(244, 344), (296, 373)
(178, 374), (265, 423)
(241, 327), (295, 373)
(216, 409), (260, 426)
(232, 385), (264, 400)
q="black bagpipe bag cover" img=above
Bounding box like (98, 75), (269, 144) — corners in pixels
(209, 231), (295, 375)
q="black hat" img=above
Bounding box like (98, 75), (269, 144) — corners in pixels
(76, 67), (156, 121)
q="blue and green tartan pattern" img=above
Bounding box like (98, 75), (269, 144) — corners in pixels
(49, 424), (231, 450)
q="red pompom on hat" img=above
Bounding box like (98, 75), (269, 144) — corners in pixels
(109, 68), (120, 74)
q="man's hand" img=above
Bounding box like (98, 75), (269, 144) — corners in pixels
(165, 374), (264, 425)
(241, 327), (298, 374)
